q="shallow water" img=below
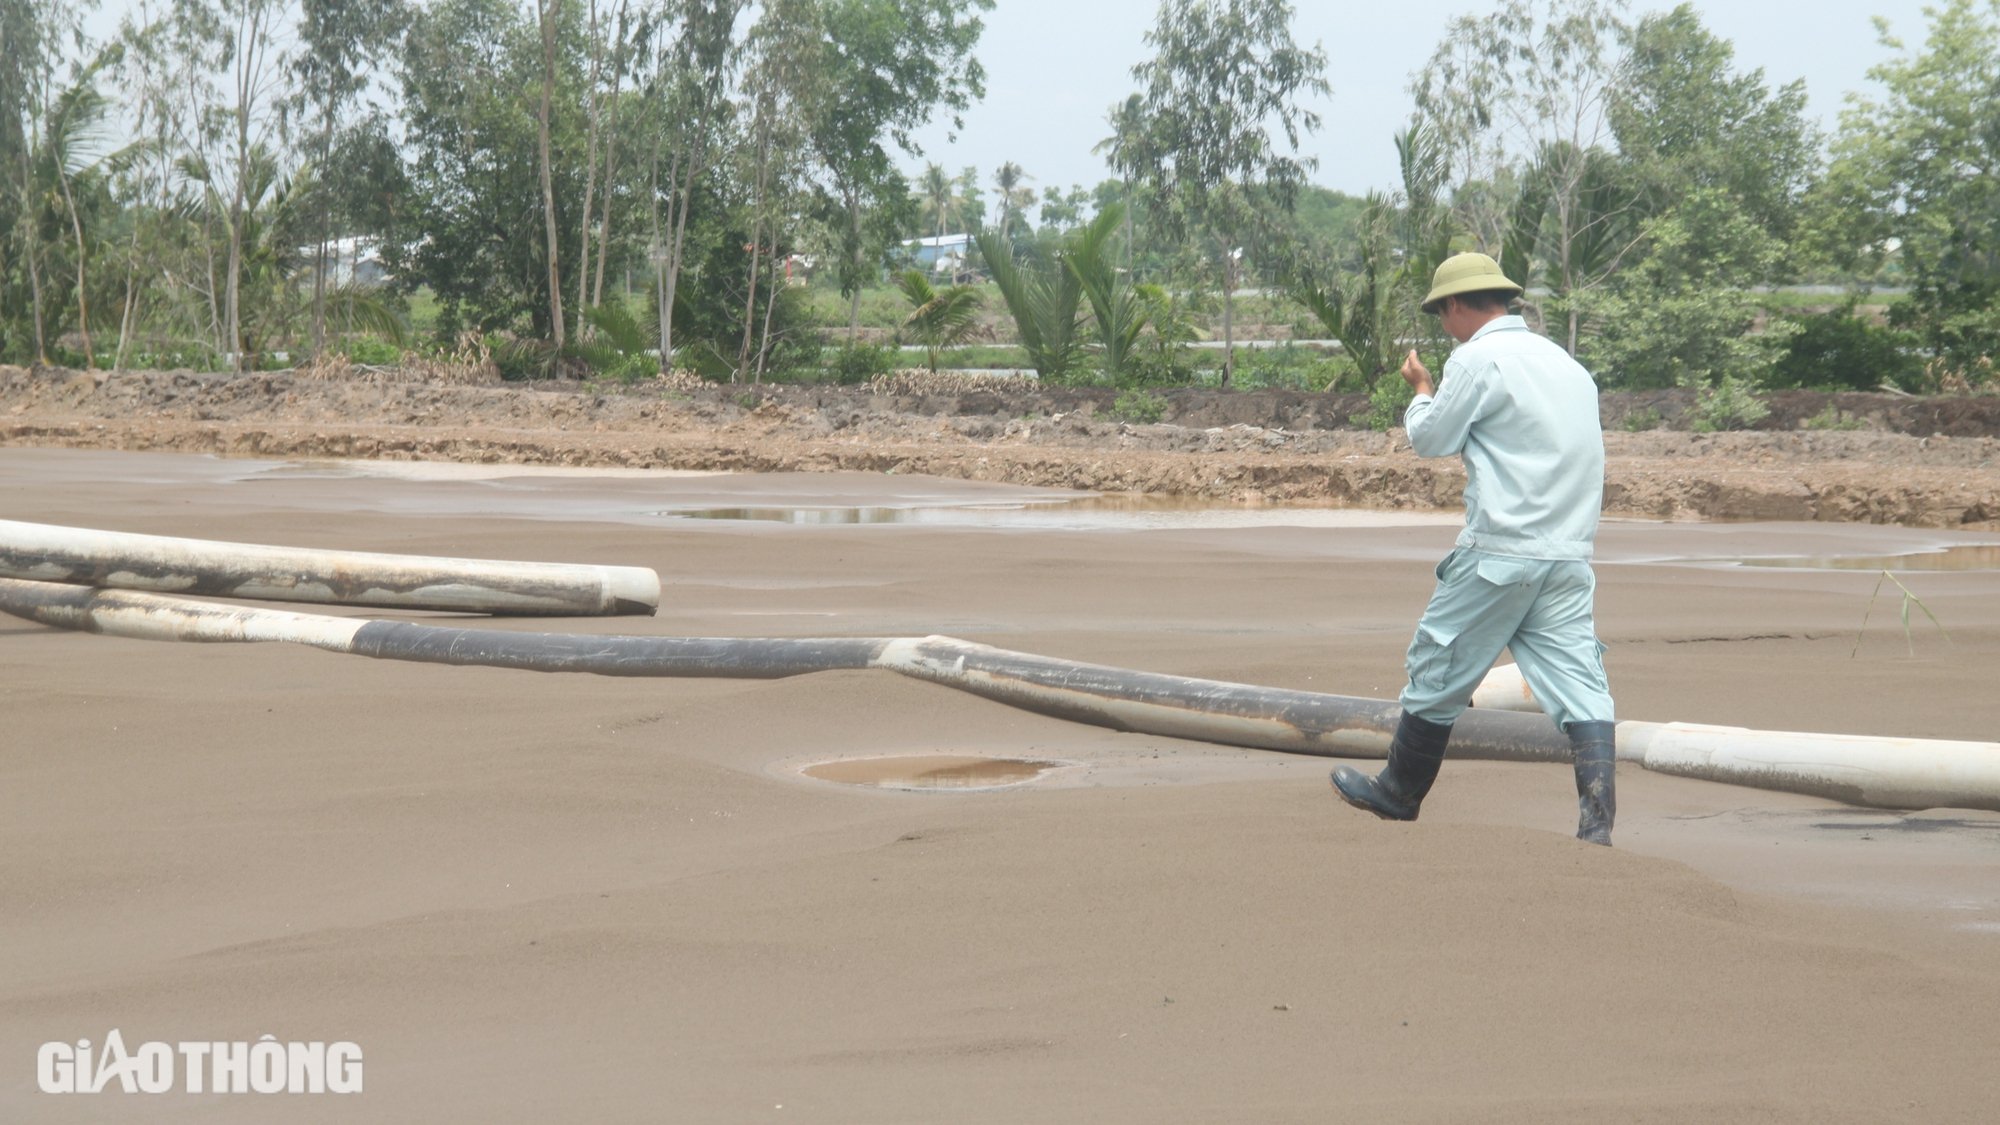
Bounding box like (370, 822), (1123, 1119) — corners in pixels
(1736, 545), (2000, 572)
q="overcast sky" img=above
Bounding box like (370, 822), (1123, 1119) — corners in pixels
(79, 0), (1931, 197)
(906, 0), (1928, 197)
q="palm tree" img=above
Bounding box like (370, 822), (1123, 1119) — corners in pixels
(895, 269), (982, 373)
(992, 161), (1036, 241)
(1065, 203), (1151, 382)
(1093, 94), (1146, 268)
(975, 226), (1088, 384)
(33, 44), (126, 368)
(919, 162), (962, 240)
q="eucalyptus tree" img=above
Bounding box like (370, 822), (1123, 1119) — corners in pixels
(735, 0), (820, 377)
(1116, 0), (1328, 387)
(1582, 4), (1817, 388)
(1410, 0), (1632, 354)
(203, 0), (294, 369)
(641, 0), (745, 367)
(785, 0), (994, 343)
(291, 0), (405, 356)
(533, 0), (568, 349)
(1092, 93), (1144, 266)
(1, 0), (92, 363)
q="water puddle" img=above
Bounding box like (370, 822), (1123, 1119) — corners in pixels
(1737, 545), (2000, 572)
(802, 754), (1067, 791)
(660, 498), (1459, 531)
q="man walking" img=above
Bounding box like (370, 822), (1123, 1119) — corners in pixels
(1330, 252), (1617, 845)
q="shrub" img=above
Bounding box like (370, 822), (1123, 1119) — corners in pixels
(343, 336), (403, 366)
(1690, 375), (1769, 432)
(1352, 375), (1415, 431)
(827, 343), (895, 385)
(1620, 406), (1664, 432)
(1770, 312), (1923, 391)
(1801, 404), (1865, 431)
(1111, 388), (1167, 424)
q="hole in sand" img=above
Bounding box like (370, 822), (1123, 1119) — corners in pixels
(803, 754), (1065, 791)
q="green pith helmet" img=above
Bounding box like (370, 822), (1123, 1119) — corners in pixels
(1421, 252), (1523, 314)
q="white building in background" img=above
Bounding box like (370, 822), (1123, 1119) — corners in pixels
(902, 233), (973, 276)
(297, 236), (387, 286)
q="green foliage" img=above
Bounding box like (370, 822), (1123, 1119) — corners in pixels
(570, 302), (658, 382)
(1801, 404), (1865, 431)
(1689, 374), (1769, 432)
(1353, 376), (1416, 432)
(344, 335), (403, 365)
(1110, 387), (1167, 424)
(894, 269), (982, 373)
(1066, 203), (1154, 381)
(1770, 311), (1924, 391)
(975, 227), (1087, 384)
(1852, 570), (1952, 659)
(1610, 4), (1818, 241)
(1582, 189), (1791, 389)
(1826, 0), (2000, 370)
(828, 343), (894, 385)
(1620, 407), (1663, 432)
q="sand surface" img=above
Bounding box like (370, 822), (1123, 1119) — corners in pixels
(4, 447), (2000, 1122)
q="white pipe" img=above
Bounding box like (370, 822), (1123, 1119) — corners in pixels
(0, 518), (660, 616)
(6, 579), (1997, 813)
(1469, 664), (2000, 811)
(1617, 721), (2000, 812)
(1469, 662), (1538, 711)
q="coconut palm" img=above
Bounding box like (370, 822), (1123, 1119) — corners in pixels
(895, 269), (982, 373)
(992, 161), (1036, 241)
(919, 162), (962, 240)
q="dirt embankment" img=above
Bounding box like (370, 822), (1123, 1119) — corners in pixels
(4, 364), (1998, 528)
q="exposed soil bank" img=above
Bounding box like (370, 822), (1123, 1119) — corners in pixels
(5, 364), (1998, 528)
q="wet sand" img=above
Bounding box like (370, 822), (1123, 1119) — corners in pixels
(3, 447), (1999, 1122)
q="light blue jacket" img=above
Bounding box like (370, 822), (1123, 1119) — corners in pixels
(1403, 316), (1604, 560)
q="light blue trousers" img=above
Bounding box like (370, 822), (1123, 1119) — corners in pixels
(1399, 548), (1615, 731)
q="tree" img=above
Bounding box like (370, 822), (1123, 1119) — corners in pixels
(210, 0), (293, 369)
(643, 0), (745, 368)
(1117, 0), (1329, 387)
(991, 159), (1033, 240)
(1412, 0), (1633, 353)
(292, 0), (405, 356)
(1583, 4), (1817, 389)
(1064, 202), (1152, 382)
(975, 225), (1086, 383)
(894, 269), (980, 372)
(394, 0), (583, 342)
(917, 161), (962, 239)
(1609, 3), (1817, 238)
(2, 0), (91, 364)
(790, 0), (994, 343)
(1827, 0), (2000, 374)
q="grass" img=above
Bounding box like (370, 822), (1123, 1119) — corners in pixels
(1852, 570), (1952, 659)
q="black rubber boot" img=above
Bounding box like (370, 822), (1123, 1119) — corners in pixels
(1330, 711), (1452, 821)
(1569, 720), (1617, 846)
